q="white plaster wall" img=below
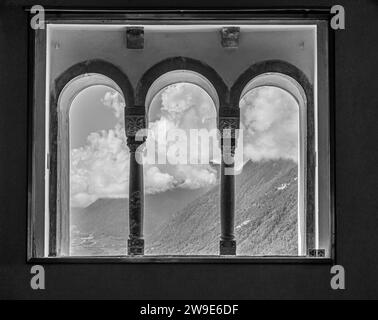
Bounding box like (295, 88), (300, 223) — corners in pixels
(48, 24), (315, 90)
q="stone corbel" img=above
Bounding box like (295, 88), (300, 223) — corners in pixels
(126, 27), (144, 49)
(220, 27), (240, 48)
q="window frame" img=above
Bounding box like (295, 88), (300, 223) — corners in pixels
(27, 9), (335, 264)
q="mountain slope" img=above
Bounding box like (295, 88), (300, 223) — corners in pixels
(146, 159), (298, 256)
(70, 187), (209, 255)
(71, 159), (298, 256)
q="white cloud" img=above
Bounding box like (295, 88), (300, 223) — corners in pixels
(144, 166), (176, 194)
(101, 90), (125, 119)
(70, 123), (130, 208)
(144, 83), (219, 190)
(161, 84), (194, 120)
(160, 83), (216, 128)
(175, 164), (217, 189)
(238, 86), (299, 163)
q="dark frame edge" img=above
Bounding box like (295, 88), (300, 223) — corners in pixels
(26, 14), (35, 263)
(23, 7), (333, 13)
(27, 257), (334, 265)
(329, 24), (337, 265)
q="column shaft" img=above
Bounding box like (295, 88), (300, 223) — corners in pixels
(219, 139), (237, 255)
(128, 140), (144, 255)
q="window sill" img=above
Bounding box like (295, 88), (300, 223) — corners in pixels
(28, 256), (334, 264)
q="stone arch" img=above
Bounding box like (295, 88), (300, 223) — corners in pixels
(53, 59), (134, 107)
(49, 59), (133, 256)
(135, 57), (229, 110)
(230, 60), (312, 108)
(231, 60), (315, 255)
(144, 70), (220, 119)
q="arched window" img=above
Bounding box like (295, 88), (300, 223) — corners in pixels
(54, 73), (131, 256)
(235, 73), (308, 256)
(142, 71), (221, 255)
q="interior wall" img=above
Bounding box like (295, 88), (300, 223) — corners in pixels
(0, 0), (378, 299)
(48, 25), (315, 89)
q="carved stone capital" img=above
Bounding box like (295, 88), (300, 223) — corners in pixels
(125, 115), (146, 137)
(219, 117), (239, 131)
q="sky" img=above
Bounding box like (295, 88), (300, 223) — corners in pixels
(69, 83), (299, 208)
(238, 86), (299, 163)
(69, 85), (122, 149)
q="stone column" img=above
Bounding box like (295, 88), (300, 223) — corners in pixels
(125, 107), (146, 256)
(219, 108), (239, 255)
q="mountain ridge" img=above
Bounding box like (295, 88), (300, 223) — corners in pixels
(71, 159), (298, 256)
